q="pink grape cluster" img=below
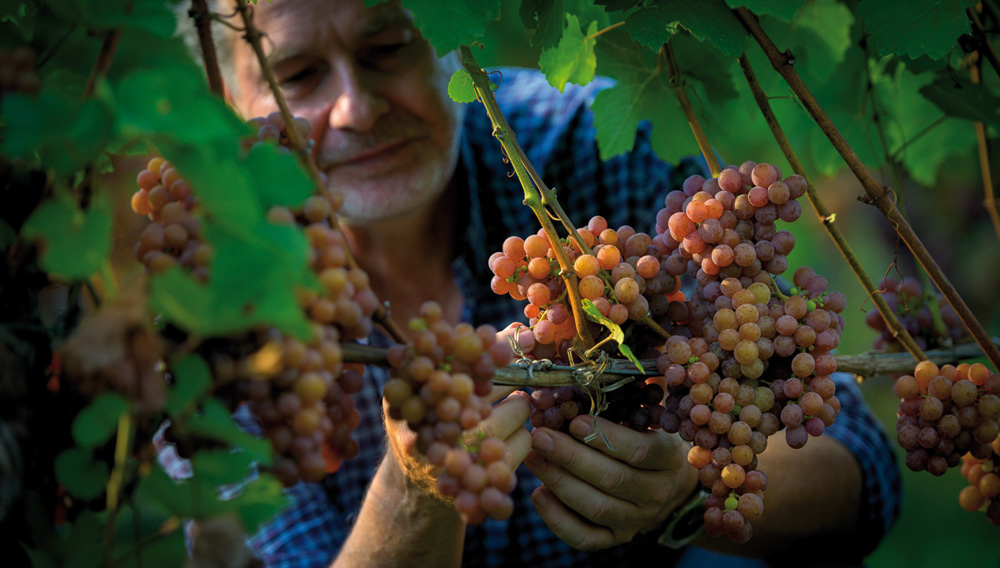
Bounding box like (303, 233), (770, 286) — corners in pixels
(960, 439), (1000, 525)
(488, 215), (681, 363)
(865, 275), (967, 351)
(650, 163), (846, 543)
(895, 361), (1000, 476)
(132, 115), (381, 486)
(490, 161), (847, 544)
(384, 301), (517, 524)
(130, 156), (210, 279)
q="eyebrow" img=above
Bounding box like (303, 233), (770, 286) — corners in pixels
(359, 9), (413, 38)
(263, 8), (413, 69)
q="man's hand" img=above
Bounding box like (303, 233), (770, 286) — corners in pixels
(524, 414), (698, 551)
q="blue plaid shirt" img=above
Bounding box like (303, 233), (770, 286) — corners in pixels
(160, 68), (900, 567)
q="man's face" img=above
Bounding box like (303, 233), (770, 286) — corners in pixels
(230, 0), (465, 224)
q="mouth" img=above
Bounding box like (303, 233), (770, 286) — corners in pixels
(329, 138), (419, 169)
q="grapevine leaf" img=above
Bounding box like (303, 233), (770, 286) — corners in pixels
(0, 220), (15, 249)
(226, 473), (291, 533)
(591, 74), (691, 165)
(448, 69), (477, 103)
(759, 0), (855, 85)
(878, 65), (977, 185)
(616, 343), (643, 373)
(918, 71), (1000, 129)
(595, 0), (641, 11)
(724, 0), (801, 22)
(520, 0), (565, 48)
(857, 0), (979, 60)
(625, 0), (746, 57)
(64, 510), (104, 568)
(581, 299), (624, 343)
(188, 399), (272, 464)
(21, 194), (112, 280)
(72, 392), (129, 449)
(150, 219), (315, 341)
(88, 0), (176, 38)
(113, 528), (185, 568)
(447, 69), (495, 103)
(399, 0), (501, 55)
(139, 462), (287, 531)
(580, 300), (643, 372)
(539, 14), (598, 92)
(55, 448), (108, 500)
(1, 92), (114, 175)
(111, 67), (246, 144)
(191, 448), (256, 487)
(165, 354), (212, 419)
(244, 144), (314, 210)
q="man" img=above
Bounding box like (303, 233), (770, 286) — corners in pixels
(190, 0), (899, 565)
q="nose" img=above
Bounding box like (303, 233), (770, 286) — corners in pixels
(327, 63), (389, 132)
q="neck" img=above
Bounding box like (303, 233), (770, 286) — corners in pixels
(340, 183), (464, 329)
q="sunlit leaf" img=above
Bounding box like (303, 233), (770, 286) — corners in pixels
(539, 14), (598, 92)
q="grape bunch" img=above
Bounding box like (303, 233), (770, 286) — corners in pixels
(959, 438), (1000, 525)
(130, 115), (383, 486)
(865, 275), (967, 351)
(130, 156), (209, 278)
(488, 214), (682, 363)
(243, 112), (314, 155)
(490, 161), (847, 544)
(383, 301), (517, 524)
(0, 46), (40, 97)
(894, 361), (1000, 476)
(650, 164), (845, 543)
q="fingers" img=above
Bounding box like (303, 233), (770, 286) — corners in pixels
(567, 415), (686, 471)
(469, 390), (531, 442)
(524, 448), (637, 533)
(504, 425), (531, 469)
(525, 425), (661, 504)
(530, 485), (617, 551)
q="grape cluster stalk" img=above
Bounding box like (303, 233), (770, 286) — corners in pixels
(490, 161), (848, 543)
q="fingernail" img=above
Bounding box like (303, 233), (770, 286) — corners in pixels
(569, 418), (591, 439)
(531, 486), (548, 506)
(533, 430), (553, 452)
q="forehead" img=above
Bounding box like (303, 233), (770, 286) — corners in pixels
(250, 0), (412, 44)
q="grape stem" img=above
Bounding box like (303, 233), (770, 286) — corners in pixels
(735, 53), (927, 361)
(339, 338), (1000, 385)
(459, 46), (595, 351)
(190, 0), (226, 97)
(859, 43), (949, 344)
(734, 7), (1000, 369)
(103, 413), (134, 565)
(968, 8), (1000, 79)
(970, 54), (1000, 242)
(82, 28), (122, 100)
(233, 0), (407, 345)
(661, 42), (722, 177)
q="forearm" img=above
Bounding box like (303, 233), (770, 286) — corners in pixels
(692, 434), (864, 560)
(334, 454), (466, 568)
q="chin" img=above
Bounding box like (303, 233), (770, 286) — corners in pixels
(335, 180), (440, 224)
